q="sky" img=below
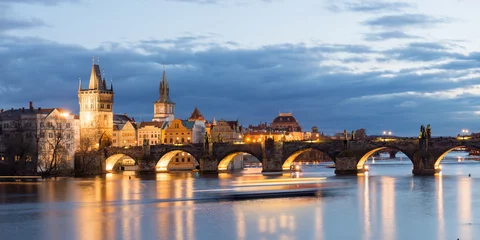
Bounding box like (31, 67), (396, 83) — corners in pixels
(1, 0), (480, 136)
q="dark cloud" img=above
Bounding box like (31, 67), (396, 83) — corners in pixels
(364, 31), (421, 41)
(0, 17), (48, 32)
(363, 14), (450, 29)
(329, 1), (413, 13)
(1, 34), (480, 136)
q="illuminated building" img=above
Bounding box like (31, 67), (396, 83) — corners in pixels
(0, 103), (79, 173)
(78, 58), (114, 149)
(244, 113), (304, 142)
(111, 114), (138, 147)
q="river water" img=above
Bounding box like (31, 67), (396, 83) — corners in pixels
(1, 152), (480, 240)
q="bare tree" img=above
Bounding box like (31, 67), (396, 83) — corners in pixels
(74, 137), (101, 175)
(36, 115), (74, 177)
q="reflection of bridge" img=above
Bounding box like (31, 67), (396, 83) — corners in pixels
(79, 137), (480, 175)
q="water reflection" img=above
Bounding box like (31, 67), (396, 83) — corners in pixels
(1, 160), (480, 240)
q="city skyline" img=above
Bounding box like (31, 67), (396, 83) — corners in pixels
(2, 0), (480, 136)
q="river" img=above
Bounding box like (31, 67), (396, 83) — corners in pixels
(1, 152), (479, 240)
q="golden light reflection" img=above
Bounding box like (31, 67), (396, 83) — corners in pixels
(436, 174), (445, 240)
(359, 174), (371, 240)
(381, 177), (396, 240)
(458, 177), (472, 239)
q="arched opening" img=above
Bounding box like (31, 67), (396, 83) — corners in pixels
(105, 154), (137, 172)
(282, 148), (332, 171)
(357, 147), (412, 170)
(434, 145), (473, 169)
(218, 152), (261, 172)
(156, 150), (198, 172)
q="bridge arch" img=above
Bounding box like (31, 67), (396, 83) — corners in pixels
(433, 145), (474, 169)
(156, 150), (198, 172)
(218, 151), (262, 171)
(282, 148), (332, 171)
(356, 147), (413, 170)
(106, 154), (137, 171)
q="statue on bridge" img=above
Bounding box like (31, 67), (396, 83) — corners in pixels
(351, 130), (355, 141)
(204, 133), (210, 153)
(343, 129), (349, 150)
(217, 133), (223, 143)
(419, 124), (431, 150)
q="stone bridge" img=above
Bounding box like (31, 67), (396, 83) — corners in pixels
(82, 137), (480, 176)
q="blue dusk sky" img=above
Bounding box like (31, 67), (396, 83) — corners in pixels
(2, 0), (480, 136)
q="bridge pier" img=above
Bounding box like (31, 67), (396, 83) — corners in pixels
(334, 154), (365, 175)
(411, 151), (439, 176)
(199, 154), (218, 173)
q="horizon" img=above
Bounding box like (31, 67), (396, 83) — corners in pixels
(2, 0), (480, 136)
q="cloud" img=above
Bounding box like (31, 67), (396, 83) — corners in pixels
(329, 1), (414, 13)
(363, 14), (450, 29)
(1, 33), (480, 136)
(0, 17), (48, 32)
(364, 31), (421, 41)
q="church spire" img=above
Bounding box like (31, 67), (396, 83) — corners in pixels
(110, 78), (113, 91)
(78, 78), (82, 91)
(156, 67), (173, 103)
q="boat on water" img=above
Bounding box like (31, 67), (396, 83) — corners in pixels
(212, 177), (345, 200)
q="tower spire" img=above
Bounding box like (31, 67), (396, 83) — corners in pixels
(88, 57), (103, 89)
(110, 78), (113, 91)
(78, 78), (82, 91)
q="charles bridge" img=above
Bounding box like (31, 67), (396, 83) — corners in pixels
(78, 136), (480, 176)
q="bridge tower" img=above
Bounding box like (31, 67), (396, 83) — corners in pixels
(153, 68), (175, 122)
(78, 57), (114, 149)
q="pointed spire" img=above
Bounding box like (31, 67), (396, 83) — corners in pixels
(212, 117), (217, 126)
(78, 78), (82, 91)
(156, 66), (173, 103)
(88, 57), (103, 90)
(110, 78), (113, 91)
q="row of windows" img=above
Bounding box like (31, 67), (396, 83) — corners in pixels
(165, 138), (191, 143)
(168, 132), (190, 135)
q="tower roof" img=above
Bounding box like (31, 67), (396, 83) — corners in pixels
(89, 64), (105, 90)
(188, 107), (205, 121)
(156, 69), (174, 104)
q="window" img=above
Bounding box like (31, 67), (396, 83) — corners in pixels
(169, 138), (173, 143)
(188, 158), (191, 162)
(101, 104), (105, 108)
(107, 104), (110, 109)
(49, 133), (53, 138)
(66, 143), (71, 149)
(181, 138), (184, 143)
(66, 123), (71, 128)
(40, 132), (45, 138)
(26, 156), (32, 162)
(0, 155), (4, 161)
(57, 123), (62, 128)
(14, 156), (20, 161)
(164, 138), (167, 143)
(182, 158), (185, 162)
(40, 122), (44, 128)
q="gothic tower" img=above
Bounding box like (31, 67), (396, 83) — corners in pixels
(78, 58), (114, 149)
(153, 69), (175, 122)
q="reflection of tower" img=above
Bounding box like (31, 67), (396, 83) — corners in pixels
(153, 69), (175, 122)
(78, 57), (114, 148)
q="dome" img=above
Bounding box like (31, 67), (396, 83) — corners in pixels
(272, 115), (298, 123)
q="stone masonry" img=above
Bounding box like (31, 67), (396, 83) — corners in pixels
(78, 137), (480, 176)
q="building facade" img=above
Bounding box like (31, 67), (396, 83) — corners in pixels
(78, 59), (114, 149)
(0, 103), (79, 175)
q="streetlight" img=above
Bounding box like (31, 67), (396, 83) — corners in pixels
(382, 131), (387, 142)
(462, 129), (469, 140)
